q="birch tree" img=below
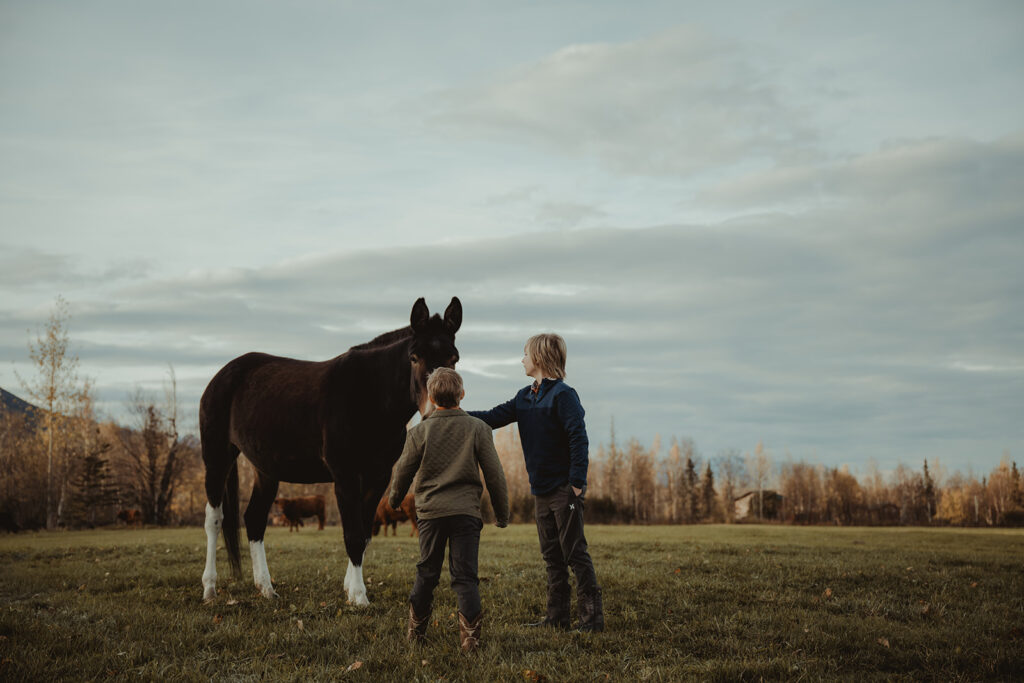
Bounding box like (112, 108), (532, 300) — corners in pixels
(18, 296), (82, 529)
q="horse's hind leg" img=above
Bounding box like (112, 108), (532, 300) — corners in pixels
(201, 436), (239, 602)
(244, 471), (280, 599)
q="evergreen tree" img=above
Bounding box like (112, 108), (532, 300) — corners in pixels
(922, 460), (936, 523)
(699, 462), (716, 521)
(1011, 462), (1023, 507)
(71, 437), (117, 527)
(682, 455), (698, 523)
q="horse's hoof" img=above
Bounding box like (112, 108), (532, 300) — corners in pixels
(347, 592), (370, 607)
(259, 586), (279, 599)
(203, 587), (217, 603)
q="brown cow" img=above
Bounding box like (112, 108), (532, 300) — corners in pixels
(373, 492), (418, 537)
(117, 508), (142, 526)
(274, 495), (326, 532)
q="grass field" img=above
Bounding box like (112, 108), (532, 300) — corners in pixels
(1, 524), (1022, 681)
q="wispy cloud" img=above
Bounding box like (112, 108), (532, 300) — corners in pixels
(431, 25), (819, 177)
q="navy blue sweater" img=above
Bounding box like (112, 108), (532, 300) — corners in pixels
(468, 378), (589, 495)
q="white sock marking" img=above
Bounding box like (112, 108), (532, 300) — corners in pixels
(345, 555), (369, 606)
(202, 503), (223, 602)
(249, 539), (278, 599)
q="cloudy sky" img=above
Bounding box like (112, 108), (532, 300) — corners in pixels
(2, 1), (1021, 475)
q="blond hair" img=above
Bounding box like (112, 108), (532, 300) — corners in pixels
(426, 367), (463, 408)
(525, 333), (567, 379)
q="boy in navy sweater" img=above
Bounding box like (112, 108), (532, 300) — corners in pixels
(469, 333), (604, 632)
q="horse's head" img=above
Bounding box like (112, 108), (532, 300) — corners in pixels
(408, 296), (462, 416)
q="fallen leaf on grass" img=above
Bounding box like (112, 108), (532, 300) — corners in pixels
(522, 670), (547, 682)
(823, 588), (833, 599)
(421, 659), (428, 666)
(877, 637), (890, 648)
(673, 568), (681, 574)
(970, 582), (978, 588)
(296, 620), (303, 631)
(320, 602), (327, 607)
(226, 600), (239, 606)
(345, 661), (363, 672)
(212, 614), (223, 625)
(920, 603), (930, 615)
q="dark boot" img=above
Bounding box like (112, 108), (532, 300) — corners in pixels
(575, 588), (604, 632)
(458, 610), (483, 652)
(407, 604), (430, 642)
(526, 590), (570, 629)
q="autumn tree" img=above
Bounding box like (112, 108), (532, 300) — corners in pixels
(986, 455), (1017, 525)
(494, 425), (532, 522)
(115, 369), (193, 525)
(746, 441), (772, 520)
(17, 295), (90, 529)
(660, 438), (684, 522)
(601, 419), (625, 510)
(0, 408), (45, 529)
(779, 460), (825, 523)
(824, 466), (862, 525)
(626, 438), (656, 522)
(715, 449), (745, 523)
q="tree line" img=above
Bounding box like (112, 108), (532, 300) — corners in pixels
(491, 425), (1024, 527)
(2, 298), (1021, 530)
(0, 298), (204, 531)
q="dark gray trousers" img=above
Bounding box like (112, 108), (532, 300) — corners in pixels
(535, 484), (599, 618)
(409, 515), (483, 620)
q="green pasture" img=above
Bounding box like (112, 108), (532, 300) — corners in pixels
(1, 524), (1022, 681)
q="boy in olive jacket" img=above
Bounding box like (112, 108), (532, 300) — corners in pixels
(389, 367), (510, 652)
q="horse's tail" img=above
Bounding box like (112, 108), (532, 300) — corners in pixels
(222, 459), (242, 578)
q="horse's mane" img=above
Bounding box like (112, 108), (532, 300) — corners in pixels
(350, 325), (413, 351)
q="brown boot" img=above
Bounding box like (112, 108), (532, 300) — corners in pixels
(407, 604), (430, 642)
(458, 610), (483, 652)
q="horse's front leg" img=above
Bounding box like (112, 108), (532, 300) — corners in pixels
(244, 472), (280, 599)
(334, 476), (371, 606)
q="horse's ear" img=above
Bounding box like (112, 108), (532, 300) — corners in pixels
(443, 297), (462, 335)
(410, 298), (430, 332)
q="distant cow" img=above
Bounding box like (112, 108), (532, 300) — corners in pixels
(373, 492), (418, 537)
(274, 495), (325, 531)
(117, 509), (142, 526)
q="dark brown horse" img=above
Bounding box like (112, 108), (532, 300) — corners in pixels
(200, 297), (461, 604)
